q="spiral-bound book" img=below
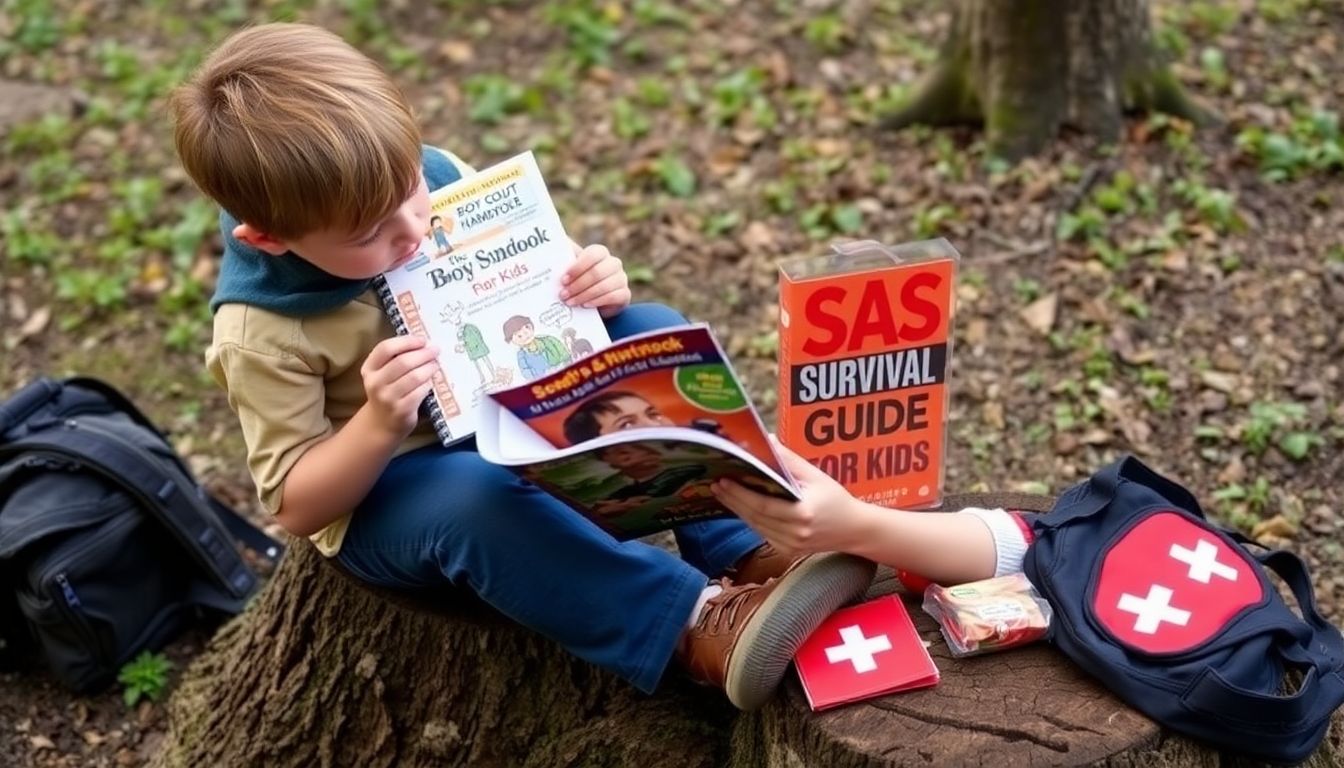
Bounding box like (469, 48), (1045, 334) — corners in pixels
(374, 151), (610, 445)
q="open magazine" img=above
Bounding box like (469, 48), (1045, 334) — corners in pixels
(476, 324), (800, 539)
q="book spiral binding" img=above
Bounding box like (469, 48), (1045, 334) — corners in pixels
(373, 274), (454, 445)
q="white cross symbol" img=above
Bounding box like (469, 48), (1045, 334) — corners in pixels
(1117, 584), (1191, 634)
(1170, 539), (1238, 584)
(824, 625), (892, 673)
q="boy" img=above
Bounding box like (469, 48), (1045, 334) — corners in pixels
(171, 22), (873, 711)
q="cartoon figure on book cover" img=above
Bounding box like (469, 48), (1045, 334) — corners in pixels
(429, 214), (454, 257)
(562, 327), (594, 357)
(504, 314), (571, 381)
(591, 443), (707, 518)
(441, 302), (497, 386)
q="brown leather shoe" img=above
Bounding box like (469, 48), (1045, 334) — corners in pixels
(676, 552), (876, 710)
(724, 541), (797, 584)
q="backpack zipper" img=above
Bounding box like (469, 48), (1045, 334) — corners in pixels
(35, 512), (145, 667)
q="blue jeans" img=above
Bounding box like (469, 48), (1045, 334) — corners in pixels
(337, 303), (764, 692)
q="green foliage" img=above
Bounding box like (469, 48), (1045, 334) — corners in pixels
(611, 98), (650, 139)
(1241, 401), (1321, 460)
(1171, 178), (1241, 233)
(0, 0), (68, 56)
(911, 203), (956, 239)
(544, 0), (622, 68)
(799, 203), (863, 239)
(652, 153), (696, 197)
(1236, 110), (1343, 181)
(464, 74), (542, 124)
(2, 211), (61, 265)
(710, 68), (775, 129)
(803, 13), (848, 54)
(118, 651), (173, 707)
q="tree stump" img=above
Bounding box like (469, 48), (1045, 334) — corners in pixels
(151, 538), (734, 768)
(154, 493), (1341, 767)
(729, 493), (1343, 767)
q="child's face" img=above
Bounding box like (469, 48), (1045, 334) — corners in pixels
(595, 396), (673, 435)
(286, 173), (431, 279)
(511, 324), (535, 345)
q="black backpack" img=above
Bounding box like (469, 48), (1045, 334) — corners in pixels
(0, 376), (282, 692)
(1025, 456), (1344, 764)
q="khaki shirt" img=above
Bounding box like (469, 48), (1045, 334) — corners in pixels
(207, 291), (440, 556)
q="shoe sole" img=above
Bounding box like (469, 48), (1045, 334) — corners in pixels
(722, 552), (876, 711)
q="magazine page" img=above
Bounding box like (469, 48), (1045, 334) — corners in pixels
(477, 398), (799, 540)
(475, 323), (799, 538)
(377, 150), (610, 443)
(487, 323), (788, 478)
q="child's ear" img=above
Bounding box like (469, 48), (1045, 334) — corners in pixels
(233, 222), (291, 256)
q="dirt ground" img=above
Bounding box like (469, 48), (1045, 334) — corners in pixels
(1, 0), (1341, 765)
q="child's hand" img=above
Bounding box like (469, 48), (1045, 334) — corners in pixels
(360, 335), (440, 439)
(711, 441), (868, 555)
(560, 241), (631, 318)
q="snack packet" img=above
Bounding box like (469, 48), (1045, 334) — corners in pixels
(922, 572), (1051, 657)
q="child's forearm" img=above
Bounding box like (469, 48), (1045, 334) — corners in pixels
(274, 405), (404, 537)
(844, 504), (1003, 585)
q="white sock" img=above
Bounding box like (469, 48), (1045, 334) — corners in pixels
(687, 584), (724, 630)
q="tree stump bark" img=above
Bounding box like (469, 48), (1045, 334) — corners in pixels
(882, 0), (1216, 159)
(729, 493), (1343, 767)
(151, 539), (733, 768)
(154, 492), (1341, 767)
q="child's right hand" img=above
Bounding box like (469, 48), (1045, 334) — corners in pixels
(711, 441), (870, 556)
(360, 335), (440, 439)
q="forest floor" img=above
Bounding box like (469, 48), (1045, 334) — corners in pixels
(1, 0), (1341, 765)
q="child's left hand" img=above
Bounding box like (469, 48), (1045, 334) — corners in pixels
(561, 241), (631, 318)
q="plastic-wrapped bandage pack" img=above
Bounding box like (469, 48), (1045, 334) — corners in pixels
(922, 572), (1051, 657)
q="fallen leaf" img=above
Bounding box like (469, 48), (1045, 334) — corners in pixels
(1019, 294), (1058, 335)
(29, 736), (55, 751)
(1200, 371), (1238, 393)
(19, 306), (50, 341)
(1252, 515), (1298, 541)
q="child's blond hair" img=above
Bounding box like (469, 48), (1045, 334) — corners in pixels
(170, 23), (422, 239)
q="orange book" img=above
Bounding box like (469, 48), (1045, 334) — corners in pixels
(778, 239), (958, 509)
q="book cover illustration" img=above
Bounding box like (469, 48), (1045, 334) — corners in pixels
(794, 595), (940, 711)
(777, 239), (958, 509)
(376, 150), (610, 444)
(476, 324), (798, 539)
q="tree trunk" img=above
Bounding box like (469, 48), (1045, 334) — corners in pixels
(882, 0), (1215, 159)
(153, 493), (1340, 767)
(150, 541), (733, 768)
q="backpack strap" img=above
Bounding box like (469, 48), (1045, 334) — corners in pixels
(0, 420), (261, 602)
(0, 378), (62, 437)
(1044, 455), (1206, 526)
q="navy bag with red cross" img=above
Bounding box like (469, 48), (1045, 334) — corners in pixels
(1023, 455), (1344, 764)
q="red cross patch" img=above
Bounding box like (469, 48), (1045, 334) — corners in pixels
(1093, 511), (1264, 654)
